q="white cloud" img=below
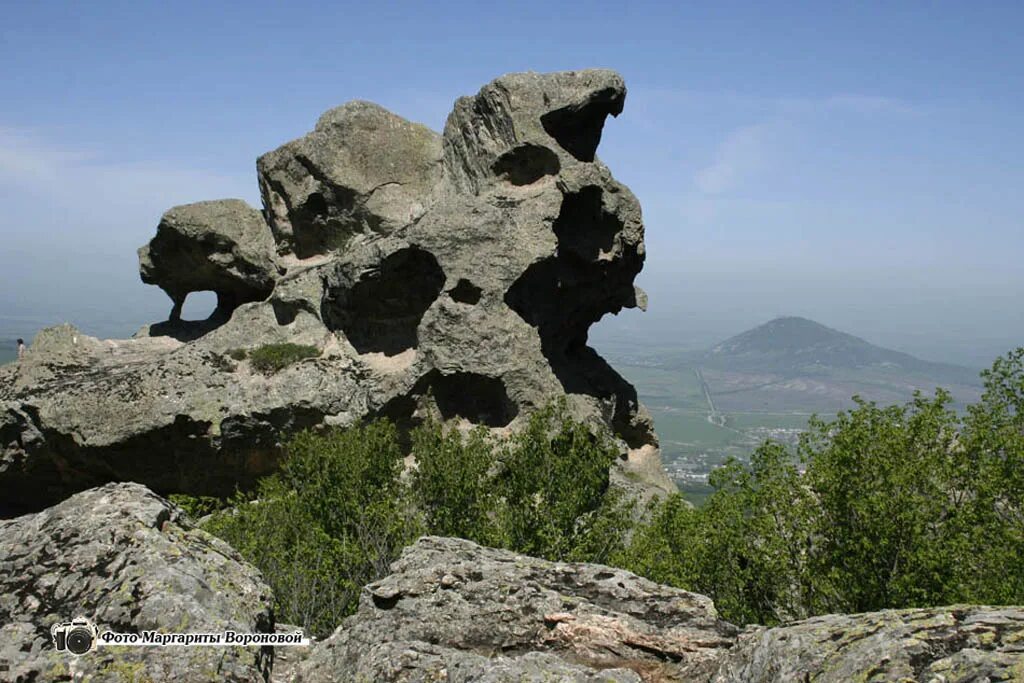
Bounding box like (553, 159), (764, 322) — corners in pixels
(694, 122), (776, 195)
(0, 127), (257, 218)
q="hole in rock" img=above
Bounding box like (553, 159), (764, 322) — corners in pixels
(448, 279), (482, 305)
(492, 143), (560, 185)
(303, 191), (329, 219)
(289, 184), (362, 258)
(431, 372), (518, 428)
(323, 247), (445, 356)
(554, 187), (621, 261)
(540, 91), (623, 162)
(180, 291), (218, 321)
(371, 592), (402, 610)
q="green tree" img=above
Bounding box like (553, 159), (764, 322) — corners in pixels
(411, 422), (502, 545)
(801, 391), (967, 613)
(491, 402), (629, 562)
(203, 420), (421, 636)
(623, 349), (1024, 624)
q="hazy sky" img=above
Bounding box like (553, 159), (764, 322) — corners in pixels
(1, 2), (1022, 368)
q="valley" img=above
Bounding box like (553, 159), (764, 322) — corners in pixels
(604, 316), (986, 504)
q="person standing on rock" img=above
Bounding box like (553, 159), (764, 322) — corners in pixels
(17, 338), (26, 359)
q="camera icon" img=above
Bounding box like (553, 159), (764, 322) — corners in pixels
(51, 617), (98, 656)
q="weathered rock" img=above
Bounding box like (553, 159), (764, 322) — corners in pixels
(293, 537), (738, 682)
(257, 100), (443, 258)
(0, 482), (275, 682)
(711, 606), (1024, 682)
(0, 69), (673, 512)
(139, 199), (279, 322)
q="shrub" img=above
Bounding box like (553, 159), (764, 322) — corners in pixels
(226, 348), (248, 361)
(200, 402), (636, 635)
(247, 343), (319, 374)
(203, 421), (420, 636)
(621, 348), (1024, 625)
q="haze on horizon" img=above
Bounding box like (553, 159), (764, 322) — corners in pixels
(1, 2), (1021, 370)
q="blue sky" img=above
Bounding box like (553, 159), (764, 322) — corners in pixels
(1, 1), (1022, 366)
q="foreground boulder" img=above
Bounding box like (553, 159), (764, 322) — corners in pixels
(2, 488), (1020, 682)
(0, 69), (672, 512)
(294, 536), (738, 682)
(291, 537), (1024, 682)
(0, 483), (274, 682)
(711, 606), (1024, 682)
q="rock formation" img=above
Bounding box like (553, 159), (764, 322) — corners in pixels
(294, 536), (738, 682)
(0, 69), (672, 513)
(711, 606), (1024, 682)
(293, 537), (1024, 682)
(0, 483), (274, 682)
(2, 485), (1020, 681)
(139, 199), (281, 325)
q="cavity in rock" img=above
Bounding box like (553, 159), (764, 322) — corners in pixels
(492, 143), (560, 185)
(322, 247), (445, 355)
(448, 279), (482, 305)
(540, 88), (624, 162)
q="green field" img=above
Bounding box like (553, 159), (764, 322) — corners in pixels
(616, 361), (813, 505)
(618, 365), (705, 410)
(727, 413), (811, 430)
(650, 410), (737, 447)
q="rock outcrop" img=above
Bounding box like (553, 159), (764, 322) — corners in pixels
(0, 483), (274, 682)
(139, 199), (280, 324)
(0, 69), (672, 513)
(3, 487), (1021, 682)
(712, 606), (1024, 682)
(294, 536), (737, 682)
(292, 536), (1024, 682)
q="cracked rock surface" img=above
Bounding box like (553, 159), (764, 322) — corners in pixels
(0, 69), (673, 513)
(293, 536), (738, 682)
(711, 605), (1024, 682)
(2, 487), (1020, 682)
(289, 537), (1024, 682)
(0, 482), (274, 682)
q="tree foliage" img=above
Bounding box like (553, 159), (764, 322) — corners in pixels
(200, 401), (632, 636)
(620, 348), (1024, 625)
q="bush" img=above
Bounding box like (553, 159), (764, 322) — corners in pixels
(226, 348), (248, 361)
(200, 402), (634, 636)
(491, 402), (634, 563)
(621, 348), (1024, 625)
(247, 343), (319, 374)
(203, 421), (420, 636)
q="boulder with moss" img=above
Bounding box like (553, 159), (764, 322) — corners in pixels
(0, 482), (275, 682)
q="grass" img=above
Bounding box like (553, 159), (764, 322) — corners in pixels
(244, 343), (320, 374)
(728, 413), (811, 430)
(650, 410), (736, 447)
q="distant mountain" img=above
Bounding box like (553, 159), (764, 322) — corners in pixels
(703, 317), (979, 385)
(688, 317), (983, 413)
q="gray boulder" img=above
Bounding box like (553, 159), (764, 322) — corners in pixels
(0, 482), (275, 682)
(139, 199), (279, 323)
(293, 536), (738, 682)
(257, 100), (443, 258)
(711, 606), (1024, 682)
(0, 69), (673, 512)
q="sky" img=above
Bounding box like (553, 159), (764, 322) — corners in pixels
(1, 1), (1022, 368)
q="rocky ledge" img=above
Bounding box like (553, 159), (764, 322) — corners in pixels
(0, 483), (274, 682)
(0, 69), (671, 514)
(2, 484), (1021, 682)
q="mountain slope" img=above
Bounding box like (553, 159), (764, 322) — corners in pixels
(703, 316), (979, 385)
(688, 317), (983, 414)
